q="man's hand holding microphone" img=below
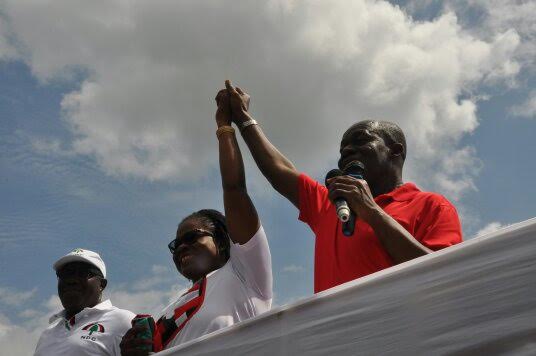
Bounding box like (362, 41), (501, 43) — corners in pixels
(326, 162), (382, 236)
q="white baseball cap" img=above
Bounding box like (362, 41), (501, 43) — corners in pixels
(53, 248), (107, 278)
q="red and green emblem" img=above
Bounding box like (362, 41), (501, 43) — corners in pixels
(82, 323), (105, 335)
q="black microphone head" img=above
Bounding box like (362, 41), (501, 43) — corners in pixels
(325, 169), (343, 185)
(344, 161), (365, 176)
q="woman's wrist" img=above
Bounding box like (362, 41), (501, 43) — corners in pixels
(216, 125), (235, 139)
(216, 120), (232, 128)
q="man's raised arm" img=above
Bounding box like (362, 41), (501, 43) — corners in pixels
(224, 80), (300, 208)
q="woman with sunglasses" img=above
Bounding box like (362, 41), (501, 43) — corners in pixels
(120, 84), (273, 354)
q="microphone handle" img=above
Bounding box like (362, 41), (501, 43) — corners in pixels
(334, 198), (350, 222)
(342, 214), (356, 236)
(341, 173), (363, 237)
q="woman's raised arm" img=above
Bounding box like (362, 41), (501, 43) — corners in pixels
(215, 89), (260, 244)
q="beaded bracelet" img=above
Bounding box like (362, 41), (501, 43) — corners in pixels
(216, 125), (235, 139)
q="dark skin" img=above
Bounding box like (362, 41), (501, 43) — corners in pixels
(173, 218), (227, 283)
(57, 262), (107, 320)
(214, 84), (261, 245)
(337, 121), (404, 197)
(121, 82), (261, 356)
(221, 80), (431, 264)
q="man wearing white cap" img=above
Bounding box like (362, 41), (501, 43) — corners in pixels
(34, 248), (135, 356)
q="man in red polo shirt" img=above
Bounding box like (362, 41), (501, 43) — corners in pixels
(217, 80), (462, 293)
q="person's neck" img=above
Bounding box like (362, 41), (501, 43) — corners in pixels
(65, 307), (83, 320)
(370, 174), (403, 197)
(190, 260), (226, 284)
(65, 300), (100, 320)
(191, 276), (205, 285)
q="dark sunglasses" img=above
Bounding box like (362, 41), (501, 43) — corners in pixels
(168, 229), (214, 254)
(56, 266), (103, 280)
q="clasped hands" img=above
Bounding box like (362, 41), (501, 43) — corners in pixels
(215, 80), (251, 128)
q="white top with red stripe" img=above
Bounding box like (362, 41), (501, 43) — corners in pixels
(160, 225), (272, 349)
(34, 300), (135, 356)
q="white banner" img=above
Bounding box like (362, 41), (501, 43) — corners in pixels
(159, 218), (536, 355)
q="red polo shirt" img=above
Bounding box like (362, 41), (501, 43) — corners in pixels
(298, 174), (462, 293)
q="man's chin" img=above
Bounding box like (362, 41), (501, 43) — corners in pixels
(60, 292), (84, 309)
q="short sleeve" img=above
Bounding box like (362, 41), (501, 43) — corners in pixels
(230, 225), (273, 300)
(298, 173), (331, 233)
(414, 200), (463, 250)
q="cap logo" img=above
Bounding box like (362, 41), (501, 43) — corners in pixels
(72, 248), (84, 254)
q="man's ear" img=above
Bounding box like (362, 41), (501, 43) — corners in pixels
(100, 278), (108, 291)
(390, 142), (405, 158)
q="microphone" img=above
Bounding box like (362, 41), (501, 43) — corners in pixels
(324, 169), (351, 223)
(344, 161), (365, 180)
(341, 161), (366, 236)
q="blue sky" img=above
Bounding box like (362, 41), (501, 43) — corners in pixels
(1, 0), (535, 353)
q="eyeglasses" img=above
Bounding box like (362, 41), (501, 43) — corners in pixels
(168, 229), (214, 254)
(56, 266), (103, 280)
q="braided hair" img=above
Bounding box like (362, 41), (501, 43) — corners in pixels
(178, 209), (231, 262)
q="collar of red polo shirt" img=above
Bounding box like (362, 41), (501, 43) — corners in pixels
(375, 183), (420, 203)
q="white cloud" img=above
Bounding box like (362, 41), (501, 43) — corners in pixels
(43, 294), (62, 312)
(0, 0), (522, 200)
(404, 0), (535, 73)
(282, 264), (305, 273)
(429, 146), (482, 201)
(105, 284), (185, 316)
(476, 221), (505, 237)
(0, 286), (37, 306)
(0, 313), (43, 354)
(453, 0), (535, 72)
(0, 16), (18, 60)
(0, 290), (56, 355)
(107, 264), (188, 314)
(30, 137), (74, 157)
(130, 264), (182, 291)
(103, 263), (189, 315)
(151, 264), (169, 274)
(510, 91), (536, 119)
(18, 309), (41, 319)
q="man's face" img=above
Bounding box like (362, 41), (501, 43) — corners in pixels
(338, 122), (392, 183)
(57, 262), (104, 313)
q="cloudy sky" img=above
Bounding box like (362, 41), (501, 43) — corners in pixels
(1, 0), (535, 353)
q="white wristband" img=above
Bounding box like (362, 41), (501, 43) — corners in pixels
(239, 119), (258, 133)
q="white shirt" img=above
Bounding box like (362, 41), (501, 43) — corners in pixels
(34, 300), (135, 356)
(161, 225), (272, 348)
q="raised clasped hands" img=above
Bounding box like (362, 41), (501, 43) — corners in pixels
(215, 80), (251, 127)
(326, 175), (380, 224)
